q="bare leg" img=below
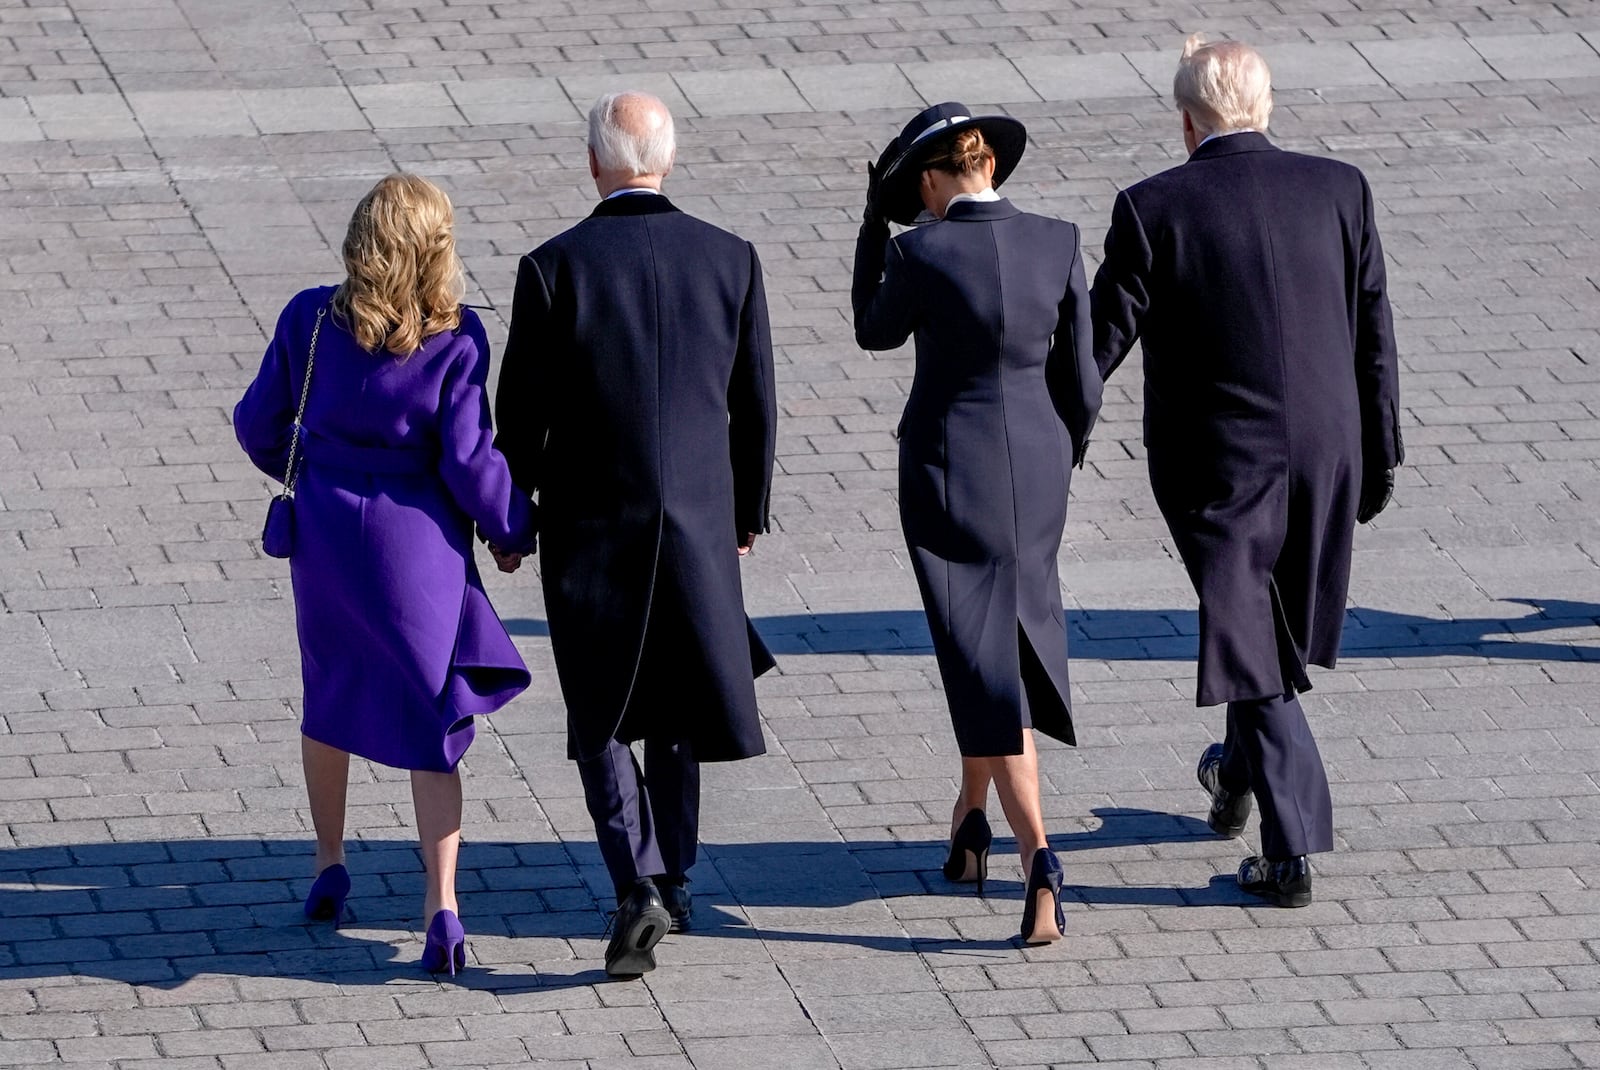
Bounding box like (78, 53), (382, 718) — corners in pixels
(952, 757), (993, 840)
(988, 731), (1049, 864)
(411, 769), (463, 921)
(302, 735), (350, 874)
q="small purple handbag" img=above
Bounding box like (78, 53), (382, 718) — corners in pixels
(261, 307), (327, 560)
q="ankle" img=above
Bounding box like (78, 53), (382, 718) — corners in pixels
(314, 849), (346, 873)
(951, 801), (985, 828)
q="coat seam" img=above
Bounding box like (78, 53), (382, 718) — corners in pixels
(607, 215), (666, 746)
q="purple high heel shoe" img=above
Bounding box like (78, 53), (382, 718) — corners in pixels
(303, 863), (350, 922)
(421, 909), (466, 976)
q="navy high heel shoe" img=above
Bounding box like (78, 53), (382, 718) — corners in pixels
(303, 863), (350, 922)
(942, 809), (992, 894)
(1019, 848), (1065, 946)
(421, 909), (466, 976)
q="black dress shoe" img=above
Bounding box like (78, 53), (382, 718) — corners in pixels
(1197, 743), (1252, 838)
(604, 881), (672, 978)
(1237, 855), (1312, 908)
(660, 878), (692, 933)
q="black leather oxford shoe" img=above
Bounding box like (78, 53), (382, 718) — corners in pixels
(1197, 743), (1252, 838)
(660, 878), (692, 933)
(1237, 855), (1312, 908)
(605, 881), (672, 978)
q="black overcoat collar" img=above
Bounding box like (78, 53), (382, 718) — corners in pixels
(1187, 130), (1277, 162)
(941, 197), (1021, 223)
(590, 192), (681, 218)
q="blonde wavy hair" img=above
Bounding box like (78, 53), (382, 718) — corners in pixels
(333, 173), (464, 357)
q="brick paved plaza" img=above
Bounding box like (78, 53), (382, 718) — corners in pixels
(2, 1), (1600, 1068)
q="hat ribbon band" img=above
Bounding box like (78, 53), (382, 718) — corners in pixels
(910, 115), (972, 145)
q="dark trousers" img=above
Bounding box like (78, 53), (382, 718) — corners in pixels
(576, 736), (699, 903)
(1219, 691), (1334, 860)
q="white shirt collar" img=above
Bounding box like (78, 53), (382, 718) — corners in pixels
(1198, 129), (1256, 148)
(946, 187), (1002, 208)
(604, 186), (662, 200)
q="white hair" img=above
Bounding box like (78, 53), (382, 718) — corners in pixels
(587, 91), (676, 177)
(1173, 34), (1273, 135)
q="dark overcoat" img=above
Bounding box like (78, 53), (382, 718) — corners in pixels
(1091, 132), (1404, 707)
(495, 194), (778, 763)
(854, 198), (1102, 757)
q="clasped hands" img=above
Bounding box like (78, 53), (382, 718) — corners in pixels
(488, 533), (761, 574)
(489, 544), (525, 573)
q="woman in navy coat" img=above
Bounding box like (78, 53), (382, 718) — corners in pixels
(853, 103), (1102, 945)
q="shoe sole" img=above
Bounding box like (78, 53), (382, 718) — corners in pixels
(606, 904), (672, 978)
(1241, 884), (1313, 908)
(669, 911), (692, 934)
(1198, 750), (1251, 839)
(1206, 812), (1249, 839)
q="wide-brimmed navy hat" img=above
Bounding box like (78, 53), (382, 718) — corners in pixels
(874, 102), (1027, 225)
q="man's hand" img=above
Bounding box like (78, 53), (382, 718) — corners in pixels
(1356, 467), (1394, 524)
(737, 533), (759, 557)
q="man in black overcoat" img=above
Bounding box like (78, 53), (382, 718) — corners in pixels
(1091, 36), (1403, 907)
(493, 91), (778, 974)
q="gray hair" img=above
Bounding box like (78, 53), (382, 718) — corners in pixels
(587, 92), (676, 177)
(1173, 34), (1273, 135)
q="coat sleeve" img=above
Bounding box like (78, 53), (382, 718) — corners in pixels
(1045, 224), (1103, 465)
(233, 296), (302, 480)
(852, 219), (915, 351)
(1355, 173), (1404, 471)
(729, 241), (778, 536)
(439, 315), (538, 553)
(494, 254), (551, 495)
(1089, 190), (1153, 381)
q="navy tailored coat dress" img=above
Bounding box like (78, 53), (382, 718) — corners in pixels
(1091, 132), (1404, 707)
(853, 197), (1102, 757)
(495, 194), (778, 763)
(235, 289), (537, 773)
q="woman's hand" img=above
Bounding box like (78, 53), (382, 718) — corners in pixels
(863, 139), (897, 225)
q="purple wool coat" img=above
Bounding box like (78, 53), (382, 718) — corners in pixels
(234, 286), (538, 772)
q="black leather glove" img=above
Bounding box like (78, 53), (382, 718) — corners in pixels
(1356, 466), (1394, 524)
(863, 139), (898, 225)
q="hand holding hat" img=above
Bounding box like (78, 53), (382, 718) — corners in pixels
(870, 102), (1027, 226)
(863, 138), (899, 226)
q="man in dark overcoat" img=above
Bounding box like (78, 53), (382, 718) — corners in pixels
(493, 91), (777, 975)
(1091, 36), (1404, 907)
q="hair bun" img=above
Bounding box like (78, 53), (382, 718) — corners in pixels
(927, 127), (996, 178)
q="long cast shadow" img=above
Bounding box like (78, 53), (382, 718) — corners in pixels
(508, 597), (1600, 660)
(0, 808), (1228, 987)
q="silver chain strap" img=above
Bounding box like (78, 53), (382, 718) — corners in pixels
(280, 306), (327, 496)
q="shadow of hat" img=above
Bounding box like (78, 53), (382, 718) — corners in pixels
(875, 102), (1027, 226)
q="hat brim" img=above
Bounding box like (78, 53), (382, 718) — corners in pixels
(876, 116), (1027, 226)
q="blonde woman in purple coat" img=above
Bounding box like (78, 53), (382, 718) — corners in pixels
(235, 174), (536, 975)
